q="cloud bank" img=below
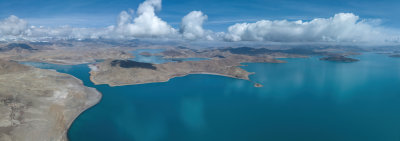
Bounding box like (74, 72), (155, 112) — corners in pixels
(0, 0), (399, 45)
(224, 13), (398, 44)
(0, 15), (28, 37)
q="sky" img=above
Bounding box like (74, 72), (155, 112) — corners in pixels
(0, 0), (399, 44)
(1, 0), (400, 30)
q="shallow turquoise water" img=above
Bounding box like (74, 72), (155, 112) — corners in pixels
(24, 53), (400, 141)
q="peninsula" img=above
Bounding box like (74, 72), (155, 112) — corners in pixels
(89, 53), (285, 86)
(0, 60), (101, 141)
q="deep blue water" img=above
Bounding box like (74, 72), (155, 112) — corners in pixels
(24, 53), (400, 141)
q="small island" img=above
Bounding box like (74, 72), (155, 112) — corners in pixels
(139, 52), (152, 57)
(254, 83), (263, 87)
(389, 54), (400, 58)
(320, 56), (359, 62)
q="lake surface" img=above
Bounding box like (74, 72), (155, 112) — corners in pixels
(25, 53), (400, 141)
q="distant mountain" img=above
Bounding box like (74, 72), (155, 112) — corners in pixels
(220, 47), (319, 55)
(220, 47), (275, 55)
(320, 56), (359, 62)
(0, 43), (37, 53)
(111, 60), (156, 70)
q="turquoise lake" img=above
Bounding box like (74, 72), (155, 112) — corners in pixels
(24, 53), (400, 141)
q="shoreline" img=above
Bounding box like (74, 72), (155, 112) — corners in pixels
(65, 91), (102, 141)
(64, 73), (103, 141)
(0, 61), (103, 141)
(90, 70), (252, 87)
(16, 62), (103, 141)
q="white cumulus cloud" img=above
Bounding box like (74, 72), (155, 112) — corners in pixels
(180, 11), (211, 40)
(114, 0), (177, 38)
(0, 15), (28, 36)
(224, 13), (399, 44)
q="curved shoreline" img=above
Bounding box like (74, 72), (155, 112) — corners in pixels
(65, 75), (102, 141)
(0, 61), (102, 141)
(90, 70), (252, 87)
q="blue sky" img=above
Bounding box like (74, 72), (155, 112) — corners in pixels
(1, 0), (399, 31)
(0, 0), (399, 44)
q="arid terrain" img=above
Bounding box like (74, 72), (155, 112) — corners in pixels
(0, 60), (101, 141)
(89, 53), (288, 86)
(0, 40), (377, 141)
(0, 41), (133, 65)
(0, 40), (368, 88)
